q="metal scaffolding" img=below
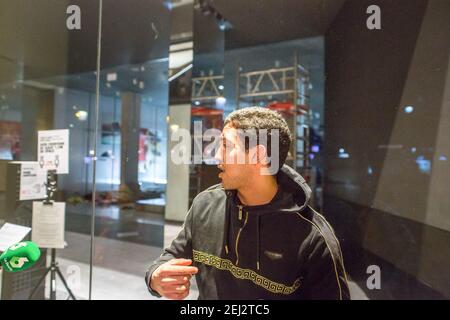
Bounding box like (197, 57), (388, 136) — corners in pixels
(236, 53), (312, 174)
(189, 73), (225, 204)
(188, 54), (313, 204)
(191, 74), (224, 102)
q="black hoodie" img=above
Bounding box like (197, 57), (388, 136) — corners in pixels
(145, 165), (350, 300)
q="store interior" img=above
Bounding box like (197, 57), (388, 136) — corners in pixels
(0, 0), (449, 299)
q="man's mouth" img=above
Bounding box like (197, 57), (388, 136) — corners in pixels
(218, 166), (225, 178)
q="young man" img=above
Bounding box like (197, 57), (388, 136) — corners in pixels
(145, 107), (350, 300)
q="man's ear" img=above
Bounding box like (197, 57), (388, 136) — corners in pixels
(255, 144), (269, 166)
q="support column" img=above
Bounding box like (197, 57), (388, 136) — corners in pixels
(119, 92), (141, 200)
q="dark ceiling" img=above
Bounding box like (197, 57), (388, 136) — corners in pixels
(1, 0), (346, 97)
(212, 0), (346, 49)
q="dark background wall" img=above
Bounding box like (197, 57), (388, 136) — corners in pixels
(324, 0), (450, 298)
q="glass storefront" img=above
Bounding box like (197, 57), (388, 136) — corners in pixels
(0, 0), (170, 299)
(0, 0), (449, 300)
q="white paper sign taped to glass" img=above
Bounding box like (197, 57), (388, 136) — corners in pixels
(19, 162), (47, 201)
(32, 202), (65, 249)
(37, 129), (69, 174)
(0, 223), (32, 252)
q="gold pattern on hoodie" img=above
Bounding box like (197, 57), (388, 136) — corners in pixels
(193, 250), (301, 295)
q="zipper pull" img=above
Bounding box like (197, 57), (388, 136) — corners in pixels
(238, 205), (243, 220)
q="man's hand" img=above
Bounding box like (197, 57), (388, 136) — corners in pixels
(150, 258), (198, 300)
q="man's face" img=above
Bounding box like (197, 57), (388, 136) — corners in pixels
(214, 124), (252, 190)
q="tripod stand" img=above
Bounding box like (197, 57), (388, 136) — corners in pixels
(28, 248), (76, 300)
(28, 170), (76, 300)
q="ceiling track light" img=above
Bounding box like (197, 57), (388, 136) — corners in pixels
(194, 0), (231, 31)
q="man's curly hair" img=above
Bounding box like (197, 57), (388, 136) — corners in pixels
(224, 107), (292, 169)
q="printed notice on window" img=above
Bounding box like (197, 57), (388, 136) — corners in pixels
(37, 129), (69, 174)
(0, 223), (32, 252)
(19, 162), (47, 201)
(32, 202), (65, 249)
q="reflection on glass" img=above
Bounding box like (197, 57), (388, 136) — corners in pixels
(0, 0), (99, 300)
(0, 0), (449, 301)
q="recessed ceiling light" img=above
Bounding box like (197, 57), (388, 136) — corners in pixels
(404, 105), (414, 113)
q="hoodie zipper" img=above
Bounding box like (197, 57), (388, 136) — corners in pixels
(237, 205), (243, 220)
(235, 210), (249, 266)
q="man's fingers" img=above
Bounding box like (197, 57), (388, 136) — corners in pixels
(160, 276), (190, 286)
(159, 265), (198, 276)
(160, 279), (190, 289)
(161, 277), (190, 284)
(165, 291), (189, 300)
(161, 275), (191, 282)
(152, 260), (196, 299)
(161, 279), (190, 290)
(161, 285), (189, 293)
(165, 291), (187, 299)
(162, 281), (191, 296)
(163, 284), (189, 294)
(168, 258), (194, 266)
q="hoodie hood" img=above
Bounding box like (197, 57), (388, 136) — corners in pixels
(223, 164), (312, 271)
(276, 164), (312, 211)
(226, 164), (312, 213)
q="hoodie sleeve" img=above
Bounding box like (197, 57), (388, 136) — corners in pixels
(300, 229), (351, 300)
(144, 203), (194, 297)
